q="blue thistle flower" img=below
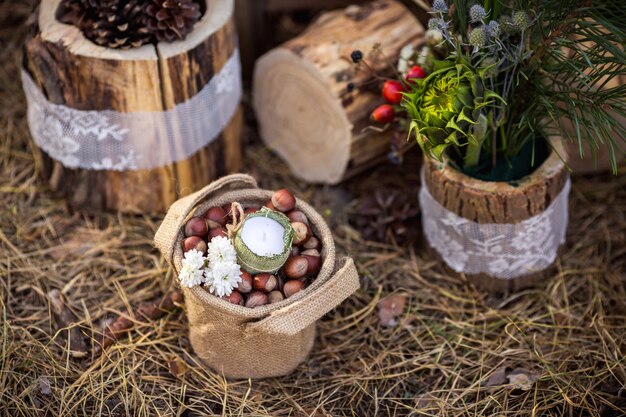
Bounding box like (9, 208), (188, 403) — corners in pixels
(432, 0), (448, 14)
(469, 26), (487, 48)
(428, 17), (446, 31)
(512, 10), (531, 30)
(487, 20), (500, 38)
(469, 5), (486, 23)
(499, 15), (516, 33)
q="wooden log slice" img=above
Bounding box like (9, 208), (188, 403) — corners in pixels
(253, 0), (423, 184)
(23, 0), (242, 213)
(422, 140), (569, 293)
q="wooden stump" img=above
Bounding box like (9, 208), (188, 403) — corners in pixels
(23, 0), (243, 213)
(253, 0), (424, 184)
(422, 141), (570, 293)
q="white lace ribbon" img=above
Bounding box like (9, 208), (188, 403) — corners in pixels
(21, 49), (242, 171)
(420, 172), (571, 279)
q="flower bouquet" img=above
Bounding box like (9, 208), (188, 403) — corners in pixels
(364, 0), (625, 291)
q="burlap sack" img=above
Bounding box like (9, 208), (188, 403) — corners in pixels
(154, 174), (360, 379)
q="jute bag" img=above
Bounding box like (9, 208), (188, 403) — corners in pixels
(154, 174), (360, 379)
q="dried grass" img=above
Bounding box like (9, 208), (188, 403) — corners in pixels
(1, 3), (625, 416)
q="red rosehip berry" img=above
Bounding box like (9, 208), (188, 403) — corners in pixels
(370, 104), (395, 124)
(405, 65), (426, 83)
(381, 80), (404, 104)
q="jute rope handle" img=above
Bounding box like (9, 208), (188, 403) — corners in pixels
(154, 174), (258, 266)
(245, 257), (360, 336)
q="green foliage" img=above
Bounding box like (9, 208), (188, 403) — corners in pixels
(405, 61), (502, 166)
(404, 0), (626, 174)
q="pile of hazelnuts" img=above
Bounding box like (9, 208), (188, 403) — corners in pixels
(181, 189), (322, 308)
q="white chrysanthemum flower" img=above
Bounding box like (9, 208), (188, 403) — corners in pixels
(184, 248), (206, 269)
(178, 249), (207, 288)
(205, 261), (242, 297)
(207, 236), (238, 265)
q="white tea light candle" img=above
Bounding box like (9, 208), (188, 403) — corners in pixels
(240, 216), (286, 256)
(233, 208), (294, 274)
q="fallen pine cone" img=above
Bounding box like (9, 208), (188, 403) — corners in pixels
(94, 289), (184, 354)
(348, 189), (420, 244)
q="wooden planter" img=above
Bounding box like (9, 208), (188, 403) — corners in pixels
(23, 0), (243, 213)
(421, 142), (570, 293)
(253, 0), (423, 184)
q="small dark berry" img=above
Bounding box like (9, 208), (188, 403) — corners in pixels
(387, 151), (402, 165)
(350, 50), (363, 63)
(347, 82), (355, 92)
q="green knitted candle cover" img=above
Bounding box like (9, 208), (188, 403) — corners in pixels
(234, 208), (294, 274)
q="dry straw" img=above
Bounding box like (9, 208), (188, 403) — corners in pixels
(154, 174), (360, 378)
(4, 5), (626, 414)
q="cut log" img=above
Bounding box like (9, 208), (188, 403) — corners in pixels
(23, 0), (242, 213)
(253, 0), (424, 184)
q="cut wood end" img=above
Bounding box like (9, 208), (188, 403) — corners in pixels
(253, 48), (352, 184)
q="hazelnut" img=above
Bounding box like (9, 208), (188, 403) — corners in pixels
(271, 189), (296, 212)
(223, 290), (244, 306)
(290, 246), (300, 256)
(287, 210), (308, 225)
(302, 236), (321, 251)
(264, 200), (277, 211)
(208, 227), (228, 240)
(238, 271), (253, 293)
(245, 291), (269, 308)
(184, 217), (208, 238)
(283, 255), (308, 279)
(244, 206), (259, 215)
(276, 274), (285, 291)
(268, 290), (285, 304)
(291, 222), (311, 245)
(283, 280), (305, 298)
(204, 206), (227, 228)
(182, 236), (208, 254)
(253, 273), (277, 292)
(301, 249), (321, 274)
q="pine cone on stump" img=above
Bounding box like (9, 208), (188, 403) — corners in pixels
(86, 0), (152, 49)
(55, 0), (204, 49)
(144, 0), (203, 43)
(56, 0), (91, 28)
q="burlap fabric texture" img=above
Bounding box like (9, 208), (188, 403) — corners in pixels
(154, 174), (360, 379)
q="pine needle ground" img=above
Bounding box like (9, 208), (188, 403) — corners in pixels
(1, 3), (625, 416)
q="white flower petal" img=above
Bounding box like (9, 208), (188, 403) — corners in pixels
(207, 236), (238, 265)
(205, 261), (242, 297)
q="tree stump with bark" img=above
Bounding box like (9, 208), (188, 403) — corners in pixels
(23, 0), (243, 213)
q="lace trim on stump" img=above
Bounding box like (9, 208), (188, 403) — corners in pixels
(21, 49), (242, 171)
(420, 171), (570, 279)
